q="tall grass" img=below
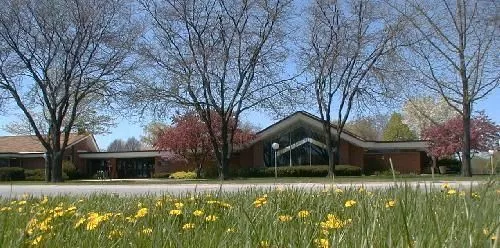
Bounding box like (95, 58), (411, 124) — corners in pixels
(0, 183), (498, 247)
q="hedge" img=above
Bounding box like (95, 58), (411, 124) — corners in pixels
(24, 169), (69, 181)
(237, 165), (362, 178)
(169, 171), (197, 179)
(0, 167), (25, 181)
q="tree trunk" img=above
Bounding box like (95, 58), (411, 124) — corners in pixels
(218, 121), (230, 180)
(44, 153), (52, 182)
(51, 151), (64, 182)
(324, 122), (335, 178)
(196, 163), (202, 179)
(461, 103), (472, 177)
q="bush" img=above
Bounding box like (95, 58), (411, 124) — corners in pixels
(169, 171), (197, 179)
(25, 169), (69, 181)
(374, 169), (401, 176)
(25, 169), (45, 181)
(153, 172), (171, 179)
(437, 158), (461, 173)
(0, 167), (25, 181)
(63, 160), (81, 180)
(243, 165), (362, 178)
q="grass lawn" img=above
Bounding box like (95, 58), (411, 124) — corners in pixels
(1, 183), (498, 247)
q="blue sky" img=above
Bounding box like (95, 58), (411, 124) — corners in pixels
(1, 88), (498, 150)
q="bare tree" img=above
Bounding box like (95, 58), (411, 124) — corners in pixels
(136, 0), (293, 179)
(107, 139), (126, 152)
(107, 137), (142, 152)
(0, 0), (141, 182)
(302, 0), (405, 177)
(389, 0), (499, 176)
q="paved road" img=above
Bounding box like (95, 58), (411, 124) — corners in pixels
(0, 181), (484, 198)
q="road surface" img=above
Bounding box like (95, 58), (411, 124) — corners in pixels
(0, 181), (484, 198)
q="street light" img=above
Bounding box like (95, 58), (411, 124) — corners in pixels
(272, 143), (280, 179)
(488, 149), (495, 175)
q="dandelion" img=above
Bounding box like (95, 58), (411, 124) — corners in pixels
(66, 206), (77, 212)
(0, 207), (12, 212)
(107, 230), (123, 239)
(169, 209), (182, 216)
(40, 197), (48, 205)
(174, 202), (184, 209)
(32, 235), (42, 246)
(259, 240), (270, 248)
(38, 217), (53, 232)
(314, 238), (329, 248)
(18, 200), (27, 205)
(344, 200), (357, 207)
(182, 223), (195, 230)
(74, 217), (86, 229)
(447, 189), (457, 195)
(278, 215), (293, 222)
(135, 208), (148, 218)
(385, 200), (396, 208)
(205, 215), (218, 222)
(193, 210), (204, 216)
(297, 210), (310, 218)
(320, 214), (345, 230)
(142, 228), (153, 235)
(335, 188), (343, 194)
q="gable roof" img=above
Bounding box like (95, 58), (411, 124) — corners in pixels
(252, 111), (428, 151)
(0, 134), (98, 154)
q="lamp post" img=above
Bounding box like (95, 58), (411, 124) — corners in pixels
(488, 149), (495, 175)
(272, 143), (280, 179)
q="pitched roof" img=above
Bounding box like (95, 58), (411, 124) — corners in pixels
(0, 134), (94, 153)
(251, 111), (428, 151)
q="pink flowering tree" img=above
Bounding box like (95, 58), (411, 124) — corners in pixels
(422, 112), (500, 162)
(155, 111), (255, 178)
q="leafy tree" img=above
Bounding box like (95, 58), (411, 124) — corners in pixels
(155, 111), (255, 178)
(141, 122), (168, 148)
(401, 97), (457, 138)
(0, 0), (140, 182)
(422, 112), (500, 159)
(382, 113), (417, 141)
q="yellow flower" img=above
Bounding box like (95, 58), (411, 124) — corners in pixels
(278, 215), (293, 222)
(38, 217), (53, 232)
(18, 200), (27, 205)
(320, 214), (346, 230)
(66, 206), (77, 212)
(471, 192), (480, 199)
(297, 210), (310, 218)
(174, 202), (184, 209)
(182, 223), (195, 230)
(314, 238), (329, 248)
(193, 210), (204, 216)
(219, 202), (232, 209)
(344, 200), (357, 207)
(447, 189), (457, 195)
(142, 228), (153, 235)
(442, 183), (450, 189)
(169, 209), (182, 216)
(155, 200), (163, 208)
(205, 215), (218, 222)
(226, 228), (236, 233)
(85, 212), (111, 231)
(0, 207), (12, 212)
(40, 197), (48, 205)
(259, 240), (270, 248)
(107, 230), (123, 239)
(32, 235), (42, 246)
(385, 200), (396, 208)
(74, 218), (86, 229)
(135, 208), (148, 218)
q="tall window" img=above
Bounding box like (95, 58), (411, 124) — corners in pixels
(264, 125), (328, 167)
